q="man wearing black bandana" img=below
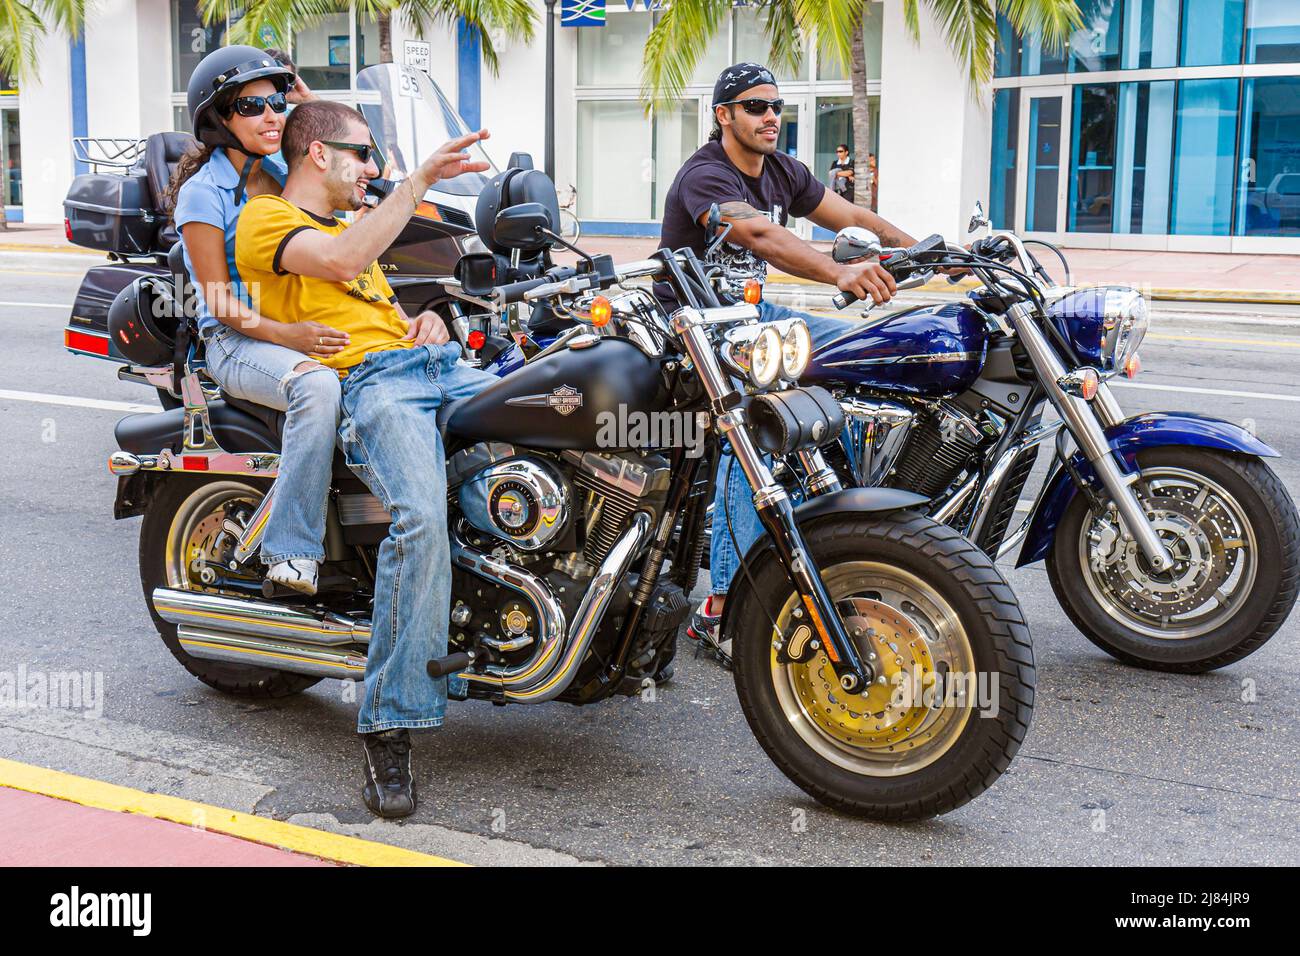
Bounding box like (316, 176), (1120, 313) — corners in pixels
(664, 62), (927, 661)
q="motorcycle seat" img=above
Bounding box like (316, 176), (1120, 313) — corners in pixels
(221, 393), (286, 438)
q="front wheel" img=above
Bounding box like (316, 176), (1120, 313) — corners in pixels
(1047, 448), (1300, 672)
(728, 512), (1034, 820)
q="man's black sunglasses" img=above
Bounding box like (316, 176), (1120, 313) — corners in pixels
(229, 92), (288, 117)
(717, 97), (784, 117)
(319, 140), (378, 164)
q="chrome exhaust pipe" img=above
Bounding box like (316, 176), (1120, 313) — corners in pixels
(153, 588), (370, 646)
(177, 626), (367, 680)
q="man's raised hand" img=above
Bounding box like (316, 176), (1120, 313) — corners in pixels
(413, 130), (491, 194)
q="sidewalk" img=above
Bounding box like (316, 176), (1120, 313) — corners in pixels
(6, 219), (1297, 302)
(0, 757), (464, 867)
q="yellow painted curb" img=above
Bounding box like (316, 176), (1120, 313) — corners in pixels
(0, 756), (467, 867)
(766, 271), (1300, 305)
(0, 241), (102, 256)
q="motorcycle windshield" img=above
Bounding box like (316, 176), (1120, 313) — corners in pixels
(355, 63), (497, 199)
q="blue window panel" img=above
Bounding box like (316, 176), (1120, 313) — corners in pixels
(1113, 81), (1176, 234)
(1235, 77), (1300, 237)
(1121, 0), (1181, 69)
(990, 89), (1019, 229)
(1027, 96), (1063, 232)
(994, 14), (1021, 78)
(1071, 0), (1124, 73)
(1170, 78), (1240, 235)
(1069, 84), (1119, 232)
(1179, 0), (1245, 67)
(1246, 0), (1300, 65)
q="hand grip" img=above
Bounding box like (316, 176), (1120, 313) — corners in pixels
(831, 290), (857, 310)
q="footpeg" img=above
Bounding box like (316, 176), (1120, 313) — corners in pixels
(427, 651), (474, 679)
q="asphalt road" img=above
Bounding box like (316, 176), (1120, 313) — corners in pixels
(1, 249), (1297, 866)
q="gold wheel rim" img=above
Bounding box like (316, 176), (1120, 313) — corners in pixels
(770, 561), (976, 777)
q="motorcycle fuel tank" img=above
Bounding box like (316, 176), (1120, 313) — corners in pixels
(445, 337), (670, 451)
(803, 302), (989, 398)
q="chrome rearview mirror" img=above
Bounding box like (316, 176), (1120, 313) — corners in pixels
(968, 200), (990, 235)
(831, 227), (882, 264)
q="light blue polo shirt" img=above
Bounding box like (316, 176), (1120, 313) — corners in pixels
(172, 149), (288, 335)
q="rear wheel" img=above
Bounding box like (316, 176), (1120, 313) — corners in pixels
(139, 476), (321, 697)
(728, 512), (1034, 820)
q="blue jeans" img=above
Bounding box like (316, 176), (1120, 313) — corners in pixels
(204, 325), (341, 566)
(709, 301), (860, 593)
(339, 343), (497, 734)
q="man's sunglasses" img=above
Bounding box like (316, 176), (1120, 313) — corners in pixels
(228, 92), (288, 117)
(718, 97), (784, 117)
(319, 140), (378, 164)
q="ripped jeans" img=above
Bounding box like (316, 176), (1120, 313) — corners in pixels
(204, 325), (341, 566)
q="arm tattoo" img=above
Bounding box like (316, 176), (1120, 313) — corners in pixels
(718, 201), (763, 221)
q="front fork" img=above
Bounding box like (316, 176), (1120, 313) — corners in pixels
(674, 308), (875, 691)
(1006, 302), (1174, 572)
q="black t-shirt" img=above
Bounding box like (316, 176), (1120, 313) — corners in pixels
(657, 141), (825, 305)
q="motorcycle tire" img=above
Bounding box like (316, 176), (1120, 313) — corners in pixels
(1047, 448), (1300, 673)
(728, 511), (1034, 820)
(139, 475), (322, 698)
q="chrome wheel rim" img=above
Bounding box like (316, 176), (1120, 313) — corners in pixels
(1077, 466), (1257, 640)
(770, 561), (975, 777)
(164, 481), (263, 593)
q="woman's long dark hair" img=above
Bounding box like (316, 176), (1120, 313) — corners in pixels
(163, 140), (216, 216)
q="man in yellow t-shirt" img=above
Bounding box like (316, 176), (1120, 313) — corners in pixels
(235, 100), (497, 819)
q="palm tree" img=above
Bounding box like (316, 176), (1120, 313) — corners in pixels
(204, 0), (535, 74)
(642, 0), (1081, 213)
(0, 0), (86, 229)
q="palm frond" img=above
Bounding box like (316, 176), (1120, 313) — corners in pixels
(639, 0), (730, 114)
(758, 0), (804, 79)
(997, 0), (1080, 55)
(0, 0), (85, 81)
(397, 0), (536, 75)
(202, 0), (351, 50)
(789, 0), (861, 77)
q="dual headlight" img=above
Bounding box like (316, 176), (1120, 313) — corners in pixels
(722, 319), (812, 388)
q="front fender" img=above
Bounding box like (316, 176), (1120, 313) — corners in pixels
(1015, 412), (1279, 567)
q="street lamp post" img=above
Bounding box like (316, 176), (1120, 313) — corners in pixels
(544, 0), (556, 180)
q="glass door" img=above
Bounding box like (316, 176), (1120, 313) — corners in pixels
(1, 108), (19, 209)
(1017, 87), (1070, 235)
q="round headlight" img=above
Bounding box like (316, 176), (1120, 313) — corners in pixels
(781, 320), (811, 381)
(1102, 288), (1149, 373)
(750, 326), (782, 387)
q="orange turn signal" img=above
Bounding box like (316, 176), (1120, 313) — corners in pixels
(590, 295), (612, 328)
(1079, 370), (1099, 401)
(743, 279), (763, 305)
(1124, 353), (1142, 378)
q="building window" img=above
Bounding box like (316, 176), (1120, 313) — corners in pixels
(733, 8), (809, 81)
(1170, 78), (1240, 235)
(1235, 76), (1300, 236)
(1247, 0), (1300, 65)
(1179, 0), (1245, 67)
(1027, 96), (1064, 231)
(653, 101), (700, 218)
(577, 16), (650, 86)
(989, 89), (1018, 229)
(1120, 0), (1181, 69)
(1113, 80), (1176, 234)
(294, 11), (353, 91)
(1070, 0), (1123, 73)
(356, 9), (380, 70)
(1069, 85), (1118, 231)
(172, 0), (232, 93)
(2, 109), (20, 206)
(577, 100), (652, 219)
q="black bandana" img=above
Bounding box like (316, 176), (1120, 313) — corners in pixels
(712, 62), (777, 106)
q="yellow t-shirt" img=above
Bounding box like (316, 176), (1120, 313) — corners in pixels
(234, 194), (411, 372)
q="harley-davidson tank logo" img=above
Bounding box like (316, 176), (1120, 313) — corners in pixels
(546, 385), (583, 416)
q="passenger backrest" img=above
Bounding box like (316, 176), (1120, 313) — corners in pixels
(144, 131), (199, 215)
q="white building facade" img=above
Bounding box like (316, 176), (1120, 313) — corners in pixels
(5, 0), (1298, 254)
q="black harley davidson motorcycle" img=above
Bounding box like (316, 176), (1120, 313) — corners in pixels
(87, 191), (1034, 823)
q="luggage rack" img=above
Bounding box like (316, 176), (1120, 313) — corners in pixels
(72, 137), (148, 173)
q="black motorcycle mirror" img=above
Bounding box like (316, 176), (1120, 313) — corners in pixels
(493, 202), (556, 250)
(968, 200), (991, 235)
(831, 226), (882, 264)
(704, 202), (733, 257)
(454, 252), (499, 297)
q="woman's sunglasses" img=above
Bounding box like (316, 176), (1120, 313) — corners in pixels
(718, 97), (785, 117)
(319, 141), (378, 164)
(229, 92), (288, 117)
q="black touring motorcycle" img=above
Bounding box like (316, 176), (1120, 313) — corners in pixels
(71, 68), (1035, 820)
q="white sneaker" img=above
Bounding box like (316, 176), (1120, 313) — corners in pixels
(266, 559), (319, 596)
